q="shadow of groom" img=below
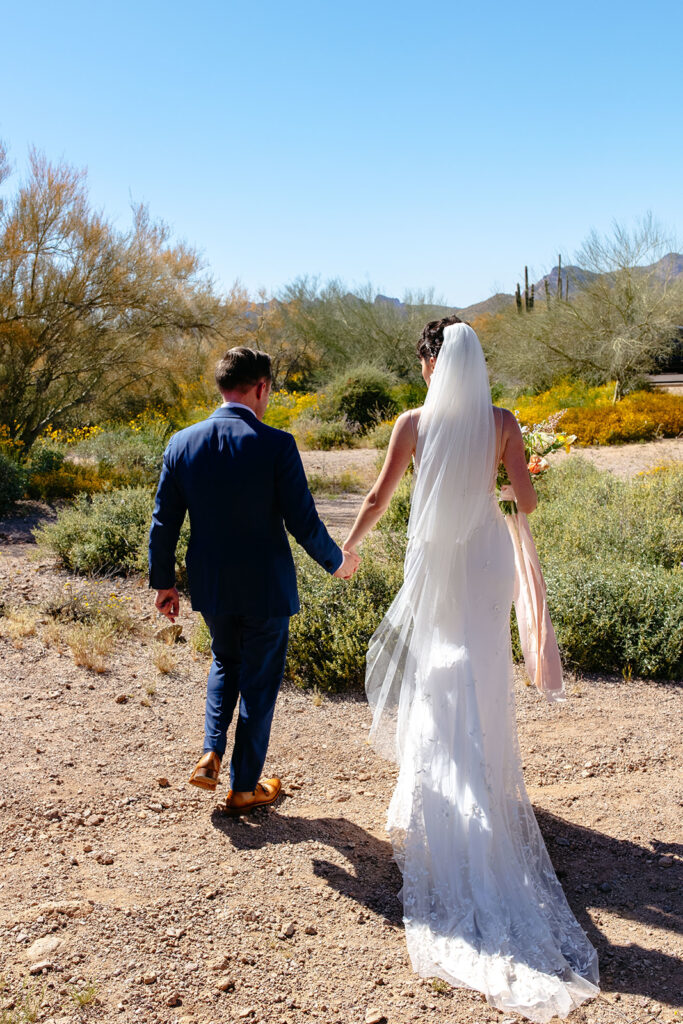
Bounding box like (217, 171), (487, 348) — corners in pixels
(534, 806), (683, 1006)
(210, 805), (403, 926)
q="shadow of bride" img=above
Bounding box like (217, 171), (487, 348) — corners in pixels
(210, 801), (681, 1007)
(210, 805), (403, 926)
(533, 806), (682, 1006)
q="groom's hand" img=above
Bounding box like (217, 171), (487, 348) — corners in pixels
(333, 548), (360, 580)
(155, 587), (180, 622)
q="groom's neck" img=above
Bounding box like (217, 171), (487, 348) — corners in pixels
(219, 387), (262, 419)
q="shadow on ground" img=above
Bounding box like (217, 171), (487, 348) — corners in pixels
(535, 807), (682, 1006)
(211, 805), (403, 926)
(212, 802), (682, 1006)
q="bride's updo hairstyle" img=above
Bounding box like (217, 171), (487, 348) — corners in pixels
(417, 314), (464, 361)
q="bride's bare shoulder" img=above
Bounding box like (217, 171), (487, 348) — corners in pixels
(493, 406), (519, 435)
(391, 408), (421, 448)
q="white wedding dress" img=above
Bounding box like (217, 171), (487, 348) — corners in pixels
(366, 325), (599, 1023)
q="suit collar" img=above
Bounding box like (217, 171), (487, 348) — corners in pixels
(210, 405), (260, 423)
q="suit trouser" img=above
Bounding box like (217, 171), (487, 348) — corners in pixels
(202, 613), (289, 792)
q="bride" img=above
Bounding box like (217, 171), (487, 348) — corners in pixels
(343, 318), (599, 1022)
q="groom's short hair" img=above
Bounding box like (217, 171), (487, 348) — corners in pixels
(215, 347), (272, 393)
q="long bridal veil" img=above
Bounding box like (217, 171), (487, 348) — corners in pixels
(366, 322), (497, 762)
(365, 324), (599, 1023)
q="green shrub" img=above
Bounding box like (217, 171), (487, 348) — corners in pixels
(365, 416), (398, 449)
(307, 471), (365, 497)
(26, 441), (66, 474)
(35, 486), (189, 578)
(392, 380), (427, 410)
(532, 459), (683, 570)
(287, 533), (405, 691)
(326, 365), (399, 431)
(292, 415), (360, 450)
(70, 419), (171, 484)
(0, 453), (27, 515)
(377, 472), (413, 534)
(545, 556), (683, 678)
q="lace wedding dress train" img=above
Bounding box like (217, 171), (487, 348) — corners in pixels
(365, 325), (599, 1023)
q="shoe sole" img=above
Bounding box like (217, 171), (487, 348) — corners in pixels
(188, 775), (218, 791)
(223, 788), (281, 816)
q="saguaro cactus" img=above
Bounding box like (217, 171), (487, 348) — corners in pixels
(516, 267), (535, 312)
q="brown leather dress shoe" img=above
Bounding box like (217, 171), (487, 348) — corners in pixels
(224, 777), (281, 816)
(189, 751), (221, 791)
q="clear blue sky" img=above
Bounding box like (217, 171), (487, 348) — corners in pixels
(2, 0), (682, 307)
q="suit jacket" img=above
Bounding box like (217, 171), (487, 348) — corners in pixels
(148, 406), (343, 617)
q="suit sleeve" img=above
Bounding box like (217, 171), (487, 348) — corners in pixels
(275, 433), (343, 574)
(148, 443), (188, 590)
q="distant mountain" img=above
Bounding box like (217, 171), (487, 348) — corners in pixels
(405, 252), (683, 320)
(456, 292), (516, 320)
(243, 254), (683, 326)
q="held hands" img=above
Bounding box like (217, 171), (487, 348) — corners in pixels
(333, 547), (360, 580)
(155, 586), (180, 622)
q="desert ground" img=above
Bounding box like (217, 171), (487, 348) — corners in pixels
(0, 438), (681, 1024)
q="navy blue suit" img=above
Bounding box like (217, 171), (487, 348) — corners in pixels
(149, 405), (343, 789)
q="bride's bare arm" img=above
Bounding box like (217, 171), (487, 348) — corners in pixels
(500, 409), (538, 514)
(343, 411), (416, 551)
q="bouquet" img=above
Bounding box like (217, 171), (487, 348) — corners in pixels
(497, 410), (576, 515)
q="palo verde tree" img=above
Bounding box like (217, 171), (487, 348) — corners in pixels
(0, 146), (224, 451)
(487, 216), (683, 399)
(269, 277), (453, 386)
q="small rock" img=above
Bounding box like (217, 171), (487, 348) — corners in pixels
(96, 853), (115, 865)
(83, 843), (93, 853)
(236, 1009), (255, 1020)
(283, 922), (295, 937)
(365, 1008), (386, 1024)
(154, 624), (183, 643)
(29, 959), (53, 975)
(216, 977), (235, 992)
(304, 924), (317, 935)
(157, 777), (170, 788)
(599, 882), (612, 892)
(143, 972), (157, 984)
(39, 901), (94, 925)
(26, 935), (62, 962)
(115, 694), (128, 704)
(165, 992), (182, 1006)
(659, 855), (673, 868)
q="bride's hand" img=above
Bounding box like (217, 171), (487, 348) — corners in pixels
(334, 547), (360, 579)
(499, 484), (516, 501)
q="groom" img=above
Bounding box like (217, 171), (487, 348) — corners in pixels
(149, 347), (359, 815)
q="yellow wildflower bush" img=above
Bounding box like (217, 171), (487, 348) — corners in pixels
(263, 391), (321, 431)
(509, 382), (683, 445)
(26, 465), (111, 500)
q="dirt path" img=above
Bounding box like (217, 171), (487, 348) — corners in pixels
(0, 516), (681, 1024)
(304, 439), (683, 533)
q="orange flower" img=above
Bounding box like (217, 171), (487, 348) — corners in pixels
(528, 454), (549, 475)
